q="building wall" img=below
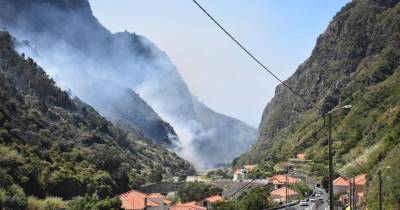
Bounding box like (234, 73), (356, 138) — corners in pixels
(271, 194), (298, 203)
(333, 186), (348, 195)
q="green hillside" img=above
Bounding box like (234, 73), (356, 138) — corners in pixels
(237, 0), (400, 208)
(0, 31), (194, 209)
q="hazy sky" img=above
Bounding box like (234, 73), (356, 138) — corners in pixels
(89, 0), (349, 127)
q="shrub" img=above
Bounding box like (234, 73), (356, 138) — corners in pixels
(0, 188), (9, 209)
(66, 195), (122, 210)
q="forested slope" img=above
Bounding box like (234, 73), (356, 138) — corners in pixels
(238, 1), (400, 208)
(0, 31), (193, 209)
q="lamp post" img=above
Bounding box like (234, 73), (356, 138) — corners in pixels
(327, 105), (352, 210)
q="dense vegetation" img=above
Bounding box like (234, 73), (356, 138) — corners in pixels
(177, 181), (223, 203)
(237, 0), (400, 208)
(0, 31), (194, 209)
(212, 186), (273, 210)
(0, 0), (257, 167)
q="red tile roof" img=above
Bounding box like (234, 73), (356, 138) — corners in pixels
(296, 153), (305, 160)
(272, 175), (301, 185)
(333, 177), (349, 187)
(354, 174), (367, 186)
(271, 187), (299, 197)
(170, 202), (207, 210)
(244, 165), (257, 171)
(205, 195), (224, 203)
(118, 190), (159, 210)
(148, 193), (172, 205)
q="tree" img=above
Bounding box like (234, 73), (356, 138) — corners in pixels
(238, 187), (271, 210)
(66, 195), (122, 210)
(178, 182), (223, 203)
(149, 165), (163, 183)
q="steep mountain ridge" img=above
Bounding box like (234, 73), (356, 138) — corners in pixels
(0, 0), (257, 168)
(0, 0), (180, 146)
(0, 31), (193, 204)
(239, 0), (400, 208)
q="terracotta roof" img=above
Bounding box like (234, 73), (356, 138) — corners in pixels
(147, 193), (172, 205)
(354, 174), (367, 186)
(170, 202), (207, 210)
(272, 175), (301, 185)
(164, 199), (173, 205)
(296, 153), (305, 160)
(148, 193), (165, 199)
(244, 165), (257, 171)
(271, 187), (298, 197)
(205, 195), (224, 203)
(118, 190), (159, 209)
(333, 177), (349, 187)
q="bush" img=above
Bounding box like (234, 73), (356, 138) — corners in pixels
(66, 195), (122, 210)
(6, 185), (28, 210)
(28, 197), (64, 210)
(213, 187), (273, 210)
(0, 188), (9, 209)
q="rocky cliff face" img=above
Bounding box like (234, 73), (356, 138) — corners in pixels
(239, 0), (400, 208)
(0, 0), (257, 169)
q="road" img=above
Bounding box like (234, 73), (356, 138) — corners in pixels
(290, 187), (328, 210)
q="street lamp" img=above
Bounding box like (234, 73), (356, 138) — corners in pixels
(379, 166), (392, 210)
(326, 105), (352, 210)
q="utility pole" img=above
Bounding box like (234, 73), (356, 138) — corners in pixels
(328, 114), (334, 210)
(379, 170), (382, 210)
(286, 166), (288, 203)
(349, 178), (352, 209)
(353, 177), (356, 210)
(326, 105), (352, 210)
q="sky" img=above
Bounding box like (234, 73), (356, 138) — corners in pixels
(89, 0), (350, 127)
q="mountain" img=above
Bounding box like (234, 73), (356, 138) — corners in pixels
(237, 0), (400, 208)
(0, 0), (257, 169)
(0, 31), (194, 206)
(0, 1), (179, 146)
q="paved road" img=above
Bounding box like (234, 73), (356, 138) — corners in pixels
(281, 187), (328, 210)
(292, 187), (328, 210)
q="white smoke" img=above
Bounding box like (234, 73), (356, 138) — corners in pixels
(4, 0), (256, 171)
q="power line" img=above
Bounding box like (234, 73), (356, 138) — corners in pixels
(192, 0), (308, 103)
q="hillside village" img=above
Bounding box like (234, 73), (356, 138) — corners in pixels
(0, 0), (399, 210)
(114, 153), (369, 209)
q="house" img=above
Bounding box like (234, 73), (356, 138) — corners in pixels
(296, 153), (305, 160)
(333, 177), (349, 195)
(196, 195), (224, 210)
(170, 202), (207, 210)
(334, 174), (368, 206)
(271, 175), (301, 190)
(354, 174), (367, 191)
(233, 165), (257, 181)
(270, 187), (299, 203)
(287, 153), (312, 173)
(118, 190), (172, 210)
(233, 169), (248, 181)
(353, 174), (367, 206)
(243, 165), (257, 173)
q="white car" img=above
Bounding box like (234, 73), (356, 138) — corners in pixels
(309, 198), (316, 202)
(299, 201), (308, 206)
